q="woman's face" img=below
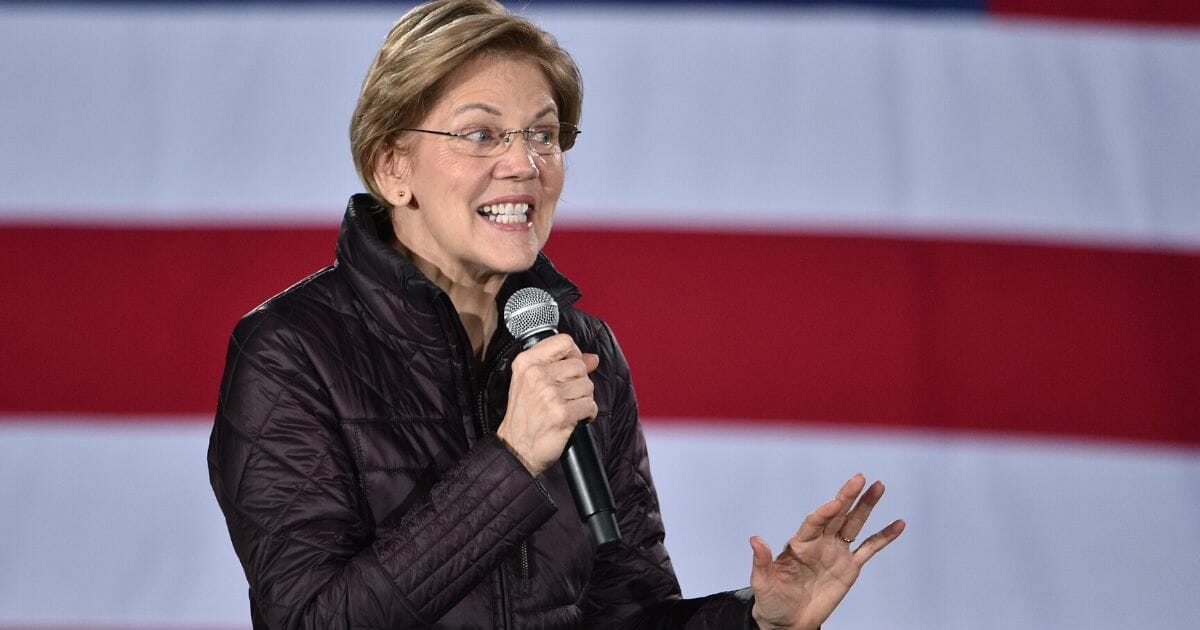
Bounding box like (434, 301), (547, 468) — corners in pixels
(383, 54), (565, 286)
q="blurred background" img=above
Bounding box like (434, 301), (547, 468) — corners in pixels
(1, 1), (1198, 628)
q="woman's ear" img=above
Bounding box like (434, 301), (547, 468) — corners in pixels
(375, 146), (414, 209)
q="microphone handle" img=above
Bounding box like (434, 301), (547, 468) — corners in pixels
(561, 422), (621, 548)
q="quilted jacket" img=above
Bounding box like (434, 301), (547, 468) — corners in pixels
(207, 194), (755, 628)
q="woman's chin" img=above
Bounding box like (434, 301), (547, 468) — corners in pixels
(465, 247), (539, 278)
(494, 252), (541, 275)
(483, 232), (548, 274)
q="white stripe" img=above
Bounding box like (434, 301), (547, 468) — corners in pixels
(2, 416), (1197, 627)
(1, 6), (1198, 246)
(648, 423), (1200, 629)
(0, 418), (247, 624)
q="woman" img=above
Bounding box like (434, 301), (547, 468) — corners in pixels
(207, 1), (904, 628)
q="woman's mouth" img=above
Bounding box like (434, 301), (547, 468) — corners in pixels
(477, 202), (531, 224)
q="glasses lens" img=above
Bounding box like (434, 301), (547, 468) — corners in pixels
(447, 128), (502, 157)
(442, 123), (579, 156)
(523, 125), (559, 155)
(517, 123), (580, 155)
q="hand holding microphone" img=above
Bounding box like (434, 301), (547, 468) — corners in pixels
(496, 333), (599, 477)
(499, 288), (621, 548)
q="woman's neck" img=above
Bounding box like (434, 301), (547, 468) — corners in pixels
(394, 241), (503, 361)
(443, 282), (500, 362)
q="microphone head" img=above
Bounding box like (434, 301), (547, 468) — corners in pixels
(504, 287), (559, 344)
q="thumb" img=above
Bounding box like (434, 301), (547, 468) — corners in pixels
(749, 535), (773, 575)
(582, 352), (600, 373)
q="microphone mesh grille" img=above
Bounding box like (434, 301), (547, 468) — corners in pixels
(503, 287), (559, 340)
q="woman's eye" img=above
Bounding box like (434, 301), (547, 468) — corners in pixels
(530, 127), (555, 145)
(461, 128), (496, 144)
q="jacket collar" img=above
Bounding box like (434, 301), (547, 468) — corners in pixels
(335, 193), (581, 340)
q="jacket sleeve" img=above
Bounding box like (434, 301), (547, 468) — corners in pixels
(207, 309), (558, 629)
(580, 324), (756, 629)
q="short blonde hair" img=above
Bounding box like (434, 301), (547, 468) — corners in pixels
(350, 0), (583, 207)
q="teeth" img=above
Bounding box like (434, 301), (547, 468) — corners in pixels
(477, 202), (531, 224)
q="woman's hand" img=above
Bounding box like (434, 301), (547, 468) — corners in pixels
(749, 474), (905, 630)
(496, 333), (600, 476)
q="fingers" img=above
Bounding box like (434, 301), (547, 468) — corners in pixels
(512, 336), (598, 406)
(821, 475), (903, 566)
(512, 333), (583, 366)
(556, 378), (599, 422)
(823, 473), (867, 533)
(519, 350), (596, 411)
(794, 474), (865, 542)
(512, 336), (593, 383)
(851, 518), (906, 566)
(792, 495), (845, 542)
(512, 336), (599, 381)
(837, 480), (885, 543)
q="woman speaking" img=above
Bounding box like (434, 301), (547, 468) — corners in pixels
(207, 0), (904, 627)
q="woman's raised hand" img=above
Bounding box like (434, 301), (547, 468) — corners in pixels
(497, 334), (600, 476)
(749, 474), (905, 630)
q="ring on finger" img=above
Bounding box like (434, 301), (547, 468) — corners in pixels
(839, 535), (855, 544)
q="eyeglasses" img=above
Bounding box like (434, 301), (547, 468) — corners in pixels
(400, 122), (580, 157)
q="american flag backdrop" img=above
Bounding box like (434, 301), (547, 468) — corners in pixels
(1, 1), (1198, 628)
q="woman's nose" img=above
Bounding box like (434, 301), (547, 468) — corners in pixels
(494, 134), (540, 179)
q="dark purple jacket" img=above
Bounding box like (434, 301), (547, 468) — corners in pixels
(208, 194), (754, 628)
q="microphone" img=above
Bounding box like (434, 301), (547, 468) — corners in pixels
(503, 287), (621, 549)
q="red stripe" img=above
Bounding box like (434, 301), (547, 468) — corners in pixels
(549, 229), (1200, 447)
(2, 225), (1197, 446)
(0, 225), (335, 417)
(989, 0), (1200, 28)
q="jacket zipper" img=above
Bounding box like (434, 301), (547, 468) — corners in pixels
(518, 541), (530, 592)
(475, 379), (489, 440)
